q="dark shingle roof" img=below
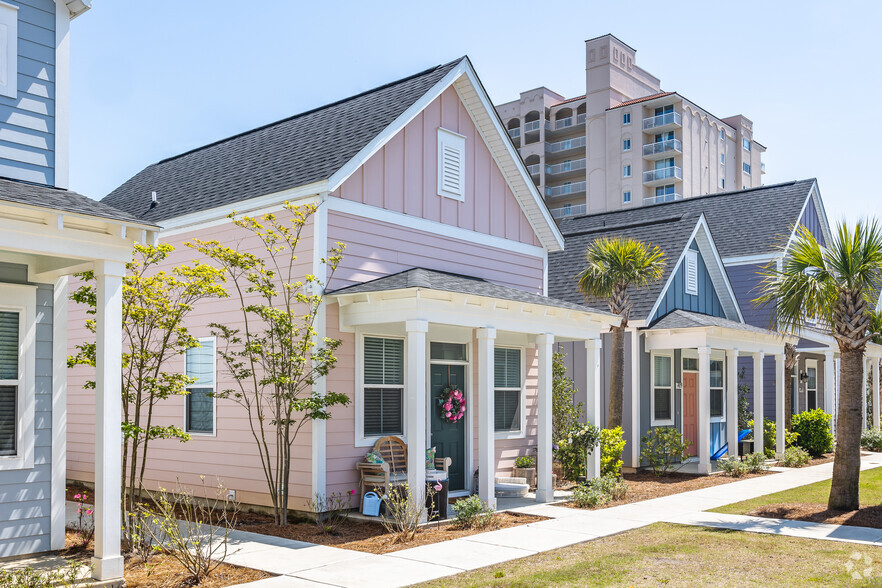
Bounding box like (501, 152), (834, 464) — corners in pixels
(648, 309), (778, 336)
(102, 58), (465, 224)
(0, 177), (151, 225)
(328, 267), (612, 316)
(548, 212), (701, 320)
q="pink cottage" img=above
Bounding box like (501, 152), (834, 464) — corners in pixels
(68, 57), (615, 512)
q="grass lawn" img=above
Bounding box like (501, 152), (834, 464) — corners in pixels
(711, 466), (882, 519)
(418, 523), (882, 587)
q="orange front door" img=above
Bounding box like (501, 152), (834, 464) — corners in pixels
(682, 371), (698, 456)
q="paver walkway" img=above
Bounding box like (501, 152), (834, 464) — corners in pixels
(97, 453), (882, 588)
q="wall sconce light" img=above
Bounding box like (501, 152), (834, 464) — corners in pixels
(799, 371), (809, 384)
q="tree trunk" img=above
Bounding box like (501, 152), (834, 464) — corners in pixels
(608, 326), (625, 428)
(829, 348), (864, 511)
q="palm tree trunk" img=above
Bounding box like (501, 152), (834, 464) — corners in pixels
(609, 326), (625, 428)
(829, 348), (863, 511)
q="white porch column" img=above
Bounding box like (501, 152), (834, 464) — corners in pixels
(726, 349), (739, 458)
(752, 352), (764, 456)
(536, 333), (554, 503)
(870, 357), (879, 429)
(405, 320), (428, 519)
(585, 338), (602, 479)
(863, 358), (869, 431)
(697, 346), (711, 474)
(775, 353), (786, 455)
(825, 350), (836, 435)
(476, 328), (496, 509)
(92, 262), (125, 581)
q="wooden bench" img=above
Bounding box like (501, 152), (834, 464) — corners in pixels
(357, 436), (451, 506)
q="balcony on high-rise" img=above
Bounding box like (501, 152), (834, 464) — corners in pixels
(642, 138), (682, 160)
(642, 112), (682, 132)
(643, 166), (683, 186)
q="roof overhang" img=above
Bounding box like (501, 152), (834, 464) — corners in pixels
(328, 287), (615, 341)
(645, 324), (796, 355)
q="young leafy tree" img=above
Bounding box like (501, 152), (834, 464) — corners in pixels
(576, 237), (666, 427)
(756, 222), (882, 510)
(552, 350), (584, 443)
(189, 202), (348, 526)
(69, 243), (227, 524)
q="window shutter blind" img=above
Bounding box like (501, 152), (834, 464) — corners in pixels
(653, 356), (671, 387)
(437, 129), (465, 200)
(494, 348), (521, 388)
(0, 385), (15, 455)
(494, 389), (520, 431)
(364, 337), (403, 386)
(186, 340), (215, 387)
(364, 388), (402, 436)
(685, 250), (699, 296)
(0, 310), (18, 381)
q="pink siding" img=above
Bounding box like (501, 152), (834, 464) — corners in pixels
(327, 211), (544, 294)
(332, 87), (541, 248)
(67, 213), (317, 510)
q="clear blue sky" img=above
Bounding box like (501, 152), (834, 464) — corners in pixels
(68, 1), (880, 226)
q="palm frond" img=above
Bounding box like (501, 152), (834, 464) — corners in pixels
(575, 236), (667, 302)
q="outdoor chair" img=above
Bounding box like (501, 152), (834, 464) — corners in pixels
(357, 435), (451, 506)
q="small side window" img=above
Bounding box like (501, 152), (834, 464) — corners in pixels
(0, 2), (18, 99)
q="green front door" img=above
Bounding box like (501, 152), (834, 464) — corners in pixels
(430, 363), (466, 491)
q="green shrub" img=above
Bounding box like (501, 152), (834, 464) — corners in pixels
(717, 456), (748, 478)
(570, 475), (628, 509)
(600, 427), (626, 477)
(791, 409), (833, 457)
(746, 418), (798, 458)
(861, 427), (882, 452)
(513, 455), (535, 469)
(743, 452), (769, 474)
(451, 495), (494, 529)
(555, 423), (601, 481)
(777, 446), (811, 468)
(0, 563), (91, 588)
(640, 427), (690, 476)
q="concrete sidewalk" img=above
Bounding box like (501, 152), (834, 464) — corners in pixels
(186, 453), (882, 587)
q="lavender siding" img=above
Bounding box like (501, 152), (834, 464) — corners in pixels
(652, 244), (725, 322)
(726, 263), (773, 329)
(799, 197), (826, 247)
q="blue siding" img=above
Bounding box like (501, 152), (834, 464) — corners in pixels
(799, 198), (825, 247)
(652, 242), (725, 322)
(0, 281), (53, 558)
(726, 263), (773, 329)
(0, 0), (56, 186)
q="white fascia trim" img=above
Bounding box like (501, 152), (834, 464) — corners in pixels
(324, 197), (547, 259)
(311, 195), (328, 496)
(50, 276), (67, 550)
(722, 253), (780, 266)
(156, 181), (326, 236)
(54, 2), (71, 189)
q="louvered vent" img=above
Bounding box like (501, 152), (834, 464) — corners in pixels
(437, 128), (465, 201)
(685, 250), (699, 296)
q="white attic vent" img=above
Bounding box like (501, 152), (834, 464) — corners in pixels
(0, 2), (18, 100)
(685, 250), (699, 296)
(437, 128), (465, 201)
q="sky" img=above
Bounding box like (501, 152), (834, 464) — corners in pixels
(68, 1), (881, 226)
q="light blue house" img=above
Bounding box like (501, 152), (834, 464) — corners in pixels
(0, 2), (155, 583)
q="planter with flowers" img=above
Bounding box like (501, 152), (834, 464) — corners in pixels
(513, 455), (537, 488)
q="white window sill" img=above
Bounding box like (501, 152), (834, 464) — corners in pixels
(357, 434), (407, 448)
(495, 430), (525, 441)
(0, 453), (34, 471)
(651, 419), (675, 427)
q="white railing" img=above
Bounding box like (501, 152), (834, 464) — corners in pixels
(524, 120), (541, 133)
(546, 136), (586, 153)
(546, 158), (586, 175)
(508, 127), (521, 138)
(761, 161), (766, 174)
(642, 139), (682, 157)
(550, 203), (587, 219)
(545, 181), (587, 197)
(643, 166), (683, 183)
(526, 163), (541, 175)
(642, 112), (682, 131)
(643, 193), (683, 205)
(577, 113), (586, 124)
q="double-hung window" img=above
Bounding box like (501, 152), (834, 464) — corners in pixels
(0, 310), (19, 455)
(623, 139), (631, 151)
(494, 347), (522, 434)
(710, 359), (724, 419)
(363, 337), (404, 438)
(0, 284), (35, 470)
(622, 112), (631, 125)
(743, 138), (751, 151)
(186, 337), (216, 434)
(623, 165), (631, 178)
(652, 355), (674, 425)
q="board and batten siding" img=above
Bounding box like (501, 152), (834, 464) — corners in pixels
(799, 197), (826, 247)
(651, 245), (725, 323)
(0, 281), (53, 558)
(0, 0), (56, 186)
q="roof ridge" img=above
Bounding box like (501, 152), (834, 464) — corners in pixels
(560, 214), (690, 238)
(156, 57), (466, 166)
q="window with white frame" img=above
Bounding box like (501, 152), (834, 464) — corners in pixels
(0, 284), (34, 471)
(623, 165), (631, 178)
(685, 249), (699, 296)
(623, 112), (631, 125)
(652, 355), (673, 425)
(437, 128), (465, 201)
(494, 347), (521, 433)
(623, 139), (631, 151)
(623, 190), (631, 204)
(710, 359), (724, 419)
(806, 360), (818, 410)
(720, 153), (725, 165)
(743, 162), (751, 175)
(0, 3), (17, 99)
(363, 337), (404, 437)
(186, 338), (216, 434)
(743, 138), (751, 151)
(720, 128), (725, 141)
(0, 310), (19, 455)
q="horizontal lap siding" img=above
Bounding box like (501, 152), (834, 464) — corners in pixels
(0, 0), (56, 186)
(67, 217), (316, 510)
(332, 87), (540, 248)
(327, 211), (544, 293)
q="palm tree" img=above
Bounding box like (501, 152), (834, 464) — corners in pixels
(756, 222), (882, 511)
(784, 343), (799, 431)
(576, 237), (666, 428)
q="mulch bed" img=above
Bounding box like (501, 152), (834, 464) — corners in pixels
(564, 470), (775, 510)
(745, 503), (882, 529)
(238, 511), (545, 554)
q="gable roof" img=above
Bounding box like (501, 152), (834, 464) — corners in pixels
(648, 309), (776, 336)
(328, 267), (611, 316)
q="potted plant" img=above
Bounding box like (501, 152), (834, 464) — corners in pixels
(513, 455), (537, 488)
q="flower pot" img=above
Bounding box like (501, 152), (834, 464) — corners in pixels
(513, 467), (537, 488)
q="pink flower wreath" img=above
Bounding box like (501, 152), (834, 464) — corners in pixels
(438, 387), (466, 423)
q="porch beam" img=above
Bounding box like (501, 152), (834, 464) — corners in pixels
(536, 333), (554, 503)
(752, 352), (764, 456)
(405, 319), (429, 521)
(585, 338), (602, 479)
(726, 349), (739, 458)
(477, 328), (496, 509)
(697, 346), (711, 474)
(92, 262), (125, 581)
(776, 353), (786, 455)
